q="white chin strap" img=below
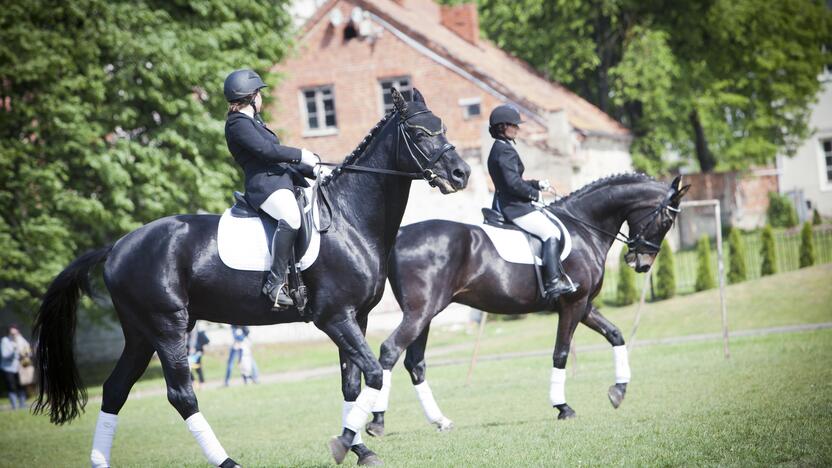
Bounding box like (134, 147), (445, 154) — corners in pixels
(371, 370), (392, 412)
(613, 345), (631, 383)
(549, 367), (566, 406)
(186, 412), (229, 466)
(91, 411), (118, 468)
(344, 387), (380, 432)
(342, 401), (364, 446)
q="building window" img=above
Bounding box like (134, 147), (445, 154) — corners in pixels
(459, 97), (481, 119)
(300, 86), (337, 135)
(379, 77), (412, 114)
(823, 139), (832, 184)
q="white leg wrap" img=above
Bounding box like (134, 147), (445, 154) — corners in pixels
(414, 381), (444, 423)
(371, 370), (392, 412)
(185, 412), (229, 466)
(549, 367), (567, 406)
(613, 345), (631, 383)
(90, 411), (118, 468)
(344, 387), (379, 432)
(342, 401), (364, 446)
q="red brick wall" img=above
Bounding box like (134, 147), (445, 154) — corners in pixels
(269, 0), (545, 162)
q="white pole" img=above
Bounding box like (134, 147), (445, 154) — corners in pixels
(714, 202), (731, 359)
(466, 310), (488, 385)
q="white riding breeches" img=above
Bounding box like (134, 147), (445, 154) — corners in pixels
(513, 210), (561, 242)
(260, 189), (301, 229)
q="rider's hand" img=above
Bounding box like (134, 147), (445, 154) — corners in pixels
(300, 148), (320, 167)
(314, 164), (333, 182)
(538, 179), (551, 191)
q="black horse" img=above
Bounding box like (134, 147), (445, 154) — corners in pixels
(32, 88), (470, 467)
(362, 174), (689, 436)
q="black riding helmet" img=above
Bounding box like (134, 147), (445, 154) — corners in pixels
(224, 69), (267, 102)
(489, 104), (523, 127)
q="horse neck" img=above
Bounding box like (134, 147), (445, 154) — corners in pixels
(563, 181), (666, 253)
(328, 122), (413, 249)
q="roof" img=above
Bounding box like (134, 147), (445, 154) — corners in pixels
(299, 0), (630, 137)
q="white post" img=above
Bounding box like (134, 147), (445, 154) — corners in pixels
(466, 310), (488, 385)
(714, 202), (731, 359)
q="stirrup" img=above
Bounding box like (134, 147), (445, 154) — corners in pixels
(263, 275), (294, 308)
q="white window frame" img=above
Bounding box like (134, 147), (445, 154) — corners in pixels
(458, 97), (482, 120)
(819, 136), (832, 191)
(299, 85), (338, 137)
(378, 76), (412, 115)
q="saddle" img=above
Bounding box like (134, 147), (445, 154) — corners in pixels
(230, 190), (314, 312)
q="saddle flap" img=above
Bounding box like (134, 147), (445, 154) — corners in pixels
(481, 207), (522, 231)
(230, 191), (259, 218)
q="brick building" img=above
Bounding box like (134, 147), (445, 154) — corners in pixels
(272, 0), (633, 225)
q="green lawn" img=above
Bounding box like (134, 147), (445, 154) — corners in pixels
(2, 265), (830, 466)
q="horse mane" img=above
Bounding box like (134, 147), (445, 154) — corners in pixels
(554, 172), (657, 205)
(326, 111), (396, 183)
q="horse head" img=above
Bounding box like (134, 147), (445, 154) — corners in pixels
(624, 175), (691, 272)
(390, 87), (470, 194)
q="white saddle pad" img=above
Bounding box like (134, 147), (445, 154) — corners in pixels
(477, 212), (571, 265)
(217, 187), (321, 271)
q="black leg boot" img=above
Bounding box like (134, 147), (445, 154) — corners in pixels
(262, 219), (298, 308)
(542, 237), (579, 299)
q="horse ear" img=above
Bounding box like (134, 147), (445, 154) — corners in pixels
(670, 175), (682, 191)
(671, 184), (691, 204)
(391, 87), (408, 114)
(412, 87), (426, 104)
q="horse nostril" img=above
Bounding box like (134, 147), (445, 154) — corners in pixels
(452, 168), (466, 182)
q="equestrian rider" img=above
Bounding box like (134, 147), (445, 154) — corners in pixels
(486, 104), (577, 299)
(224, 69), (320, 308)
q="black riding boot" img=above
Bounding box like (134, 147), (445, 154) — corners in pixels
(542, 237), (578, 299)
(262, 219), (298, 308)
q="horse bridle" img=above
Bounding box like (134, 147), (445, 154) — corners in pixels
(549, 196), (680, 255)
(319, 110), (455, 187)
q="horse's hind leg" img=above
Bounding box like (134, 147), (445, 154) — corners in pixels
(581, 305), (630, 408)
(91, 330), (154, 468)
(152, 308), (238, 468)
(402, 324), (453, 432)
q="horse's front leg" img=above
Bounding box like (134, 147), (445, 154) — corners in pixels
(550, 296), (591, 420)
(316, 310), (384, 465)
(581, 305), (630, 408)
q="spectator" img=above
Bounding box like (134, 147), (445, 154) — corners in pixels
(1, 325), (30, 410)
(224, 326), (259, 386)
(188, 326), (210, 390)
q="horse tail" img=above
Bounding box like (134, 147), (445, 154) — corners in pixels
(32, 244), (113, 425)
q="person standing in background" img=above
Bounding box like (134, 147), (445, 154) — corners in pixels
(188, 326), (210, 390)
(1, 325), (30, 410)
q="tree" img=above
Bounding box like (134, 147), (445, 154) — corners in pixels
(813, 208), (822, 225)
(767, 192), (798, 228)
(760, 225), (777, 276)
(0, 0), (295, 316)
(727, 228), (747, 284)
(617, 247), (637, 305)
(654, 239), (675, 300)
(799, 222), (815, 268)
(694, 235), (716, 291)
(476, 0), (832, 173)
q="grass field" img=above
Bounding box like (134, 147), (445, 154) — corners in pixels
(2, 265), (831, 466)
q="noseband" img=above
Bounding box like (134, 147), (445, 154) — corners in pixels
(319, 110), (455, 187)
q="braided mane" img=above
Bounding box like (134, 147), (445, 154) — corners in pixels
(555, 172), (656, 205)
(326, 111), (396, 183)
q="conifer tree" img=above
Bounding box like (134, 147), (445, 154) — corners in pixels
(617, 247), (637, 306)
(695, 235), (716, 291)
(799, 222), (815, 268)
(654, 239), (675, 300)
(760, 225), (777, 276)
(727, 228), (747, 284)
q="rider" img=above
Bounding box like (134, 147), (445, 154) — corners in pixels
(486, 104), (577, 299)
(224, 69), (320, 308)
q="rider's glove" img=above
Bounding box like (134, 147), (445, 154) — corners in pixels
(300, 148), (320, 168)
(538, 179), (551, 191)
(314, 164), (333, 181)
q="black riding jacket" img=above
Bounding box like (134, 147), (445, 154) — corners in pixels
(225, 112), (313, 208)
(487, 138), (541, 220)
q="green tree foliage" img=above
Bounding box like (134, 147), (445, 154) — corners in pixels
(694, 235), (716, 291)
(727, 228), (747, 284)
(654, 239), (675, 300)
(767, 192), (798, 228)
(616, 247), (637, 305)
(0, 0), (295, 314)
(476, 0), (832, 173)
(760, 224), (777, 276)
(799, 222), (815, 268)
(813, 208), (822, 225)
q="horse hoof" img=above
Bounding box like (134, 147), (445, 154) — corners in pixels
(328, 436), (350, 465)
(219, 458), (242, 468)
(366, 421), (385, 438)
(555, 404), (576, 420)
(434, 416), (454, 432)
(357, 453), (384, 466)
(608, 383), (627, 409)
